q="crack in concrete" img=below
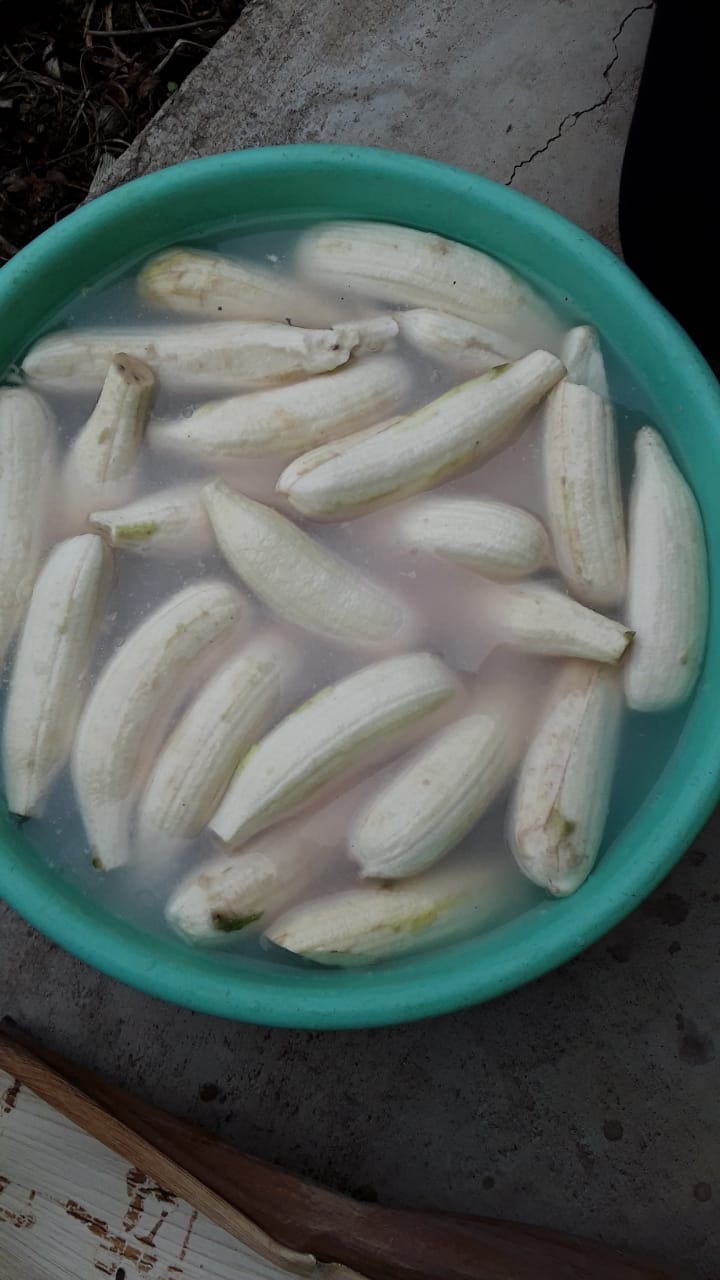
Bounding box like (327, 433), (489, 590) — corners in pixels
(505, 3), (654, 186)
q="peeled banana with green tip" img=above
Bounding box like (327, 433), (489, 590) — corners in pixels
(3, 534), (112, 817)
(61, 353), (155, 518)
(296, 221), (530, 324)
(264, 859), (523, 966)
(210, 651), (459, 848)
(624, 427), (708, 712)
(561, 325), (609, 400)
(395, 308), (523, 371)
(138, 629), (295, 842)
(138, 246), (333, 325)
(543, 379), (627, 607)
(72, 580), (245, 870)
(150, 355), (411, 460)
(485, 582), (633, 663)
(0, 387), (56, 667)
(278, 350), (564, 520)
(277, 416), (402, 490)
(204, 482), (413, 650)
(349, 688), (524, 879)
(90, 484), (212, 556)
(22, 319), (359, 394)
(510, 660), (622, 896)
(396, 496), (551, 580)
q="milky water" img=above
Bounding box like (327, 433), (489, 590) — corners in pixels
(0, 224), (691, 968)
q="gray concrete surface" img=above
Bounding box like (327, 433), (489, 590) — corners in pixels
(6, 2), (720, 1277)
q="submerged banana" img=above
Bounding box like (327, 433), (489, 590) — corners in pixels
(624, 427), (708, 711)
(396, 496), (551, 580)
(210, 651), (459, 847)
(350, 688), (524, 879)
(0, 388), (56, 667)
(485, 582), (633, 663)
(138, 246), (333, 324)
(296, 221), (529, 324)
(149, 355), (410, 460)
(265, 859), (523, 966)
(90, 484), (212, 556)
(61, 354), (155, 516)
(138, 630), (295, 841)
(72, 581), (245, 870)
(3, 535), (112, 816)
(166, 811), (344, 942)
(332, 315), (399, 355)
(543, 380), (626, 606)
(561, 325), (610, 400)
(204, 482), (413, 650)
(510, 660), (622, 896)
(396, 308), (524, 370)
(278, 350), (564, 519)
(22, 319), (359, 393)
(277, 416), (402, 490)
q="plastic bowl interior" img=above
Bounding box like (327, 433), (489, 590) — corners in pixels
(1, 145), (719, 1029)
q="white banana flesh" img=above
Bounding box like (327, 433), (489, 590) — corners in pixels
(331, 314), (399, 355)
(204, 482), (413, 650)
(3, 534), (112, 816)
(396, 496), (551, 580)
(22, 319), (358, 394)
(396, 308), (525, 370)
(485, 582), (633, 664)
(278, 350), (565, 520)
(543, 380), (627, 607)
(72, 581), (245, 870)
(349, 691), (524, 879)
(0, 388), (56, 667)
(138, 246), (333, 325)
(561, 325), (610, 400)
(138, 629), (295, 841)
(166, 811), (344, 942)
(624, 427), (708, 711)
(265, 859), (522, 966)
(90, 484), (212, 556)
(61, 354), (155, 517)
(296, 222), (529, 325)
(210, 651), (459, 847)
(510, 660), (622, 896)
(149, 355), (410, 460)
(277, 416), (402, 489)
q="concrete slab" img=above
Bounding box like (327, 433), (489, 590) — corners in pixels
(8, 3), (720, 1278)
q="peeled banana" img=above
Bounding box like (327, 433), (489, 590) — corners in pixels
(3, 535), (112, 816)
(22, 319), (359, 394)
(396, 496), (551, 580)
(90, 484), (212, 556)
(61, 354), (155, 517)
(485, 582), (633, 663)
(150, 355), (410, 460)
(210, 651), (459, 847)
(138, 246), (333, 324)
(349, 689), (524, 879)
(624, 427), (708, 711)
(278, 350), (564, 520)
(72, 581), (245, 869)
(561, 325), (610, 400)
(204, 482), (413, 650)
(396, 308), (524, 370)
(510, 660), (622, 896)
(543, 379), (626, 606)
(296, 221), (529, 324)
(265, 859), (522, 966)
(138, 629), (295, 841)
(0, 387), (56, 667)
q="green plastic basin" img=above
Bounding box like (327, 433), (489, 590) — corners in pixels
(1, 145), (719, 1028)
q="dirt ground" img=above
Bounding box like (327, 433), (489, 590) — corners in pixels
(0, 0), (240, 262)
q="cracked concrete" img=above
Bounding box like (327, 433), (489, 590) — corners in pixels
(9, 3), (720, 1279)
(96, 0), (654, 253)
